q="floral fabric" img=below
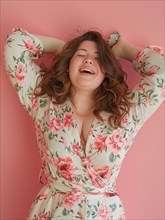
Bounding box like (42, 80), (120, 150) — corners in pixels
(4, 28), (165, 220)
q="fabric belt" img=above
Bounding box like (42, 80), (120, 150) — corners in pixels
(49, 182), (119, 198)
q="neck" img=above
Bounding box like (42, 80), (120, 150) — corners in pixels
(69, 89), (95, 116)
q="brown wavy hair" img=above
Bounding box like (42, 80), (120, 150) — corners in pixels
(34, 31), (132, 127)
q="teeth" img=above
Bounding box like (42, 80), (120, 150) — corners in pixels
(80, 69), (94, 74)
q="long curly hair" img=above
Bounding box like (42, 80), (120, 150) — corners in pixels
(34, 31), (132, 127)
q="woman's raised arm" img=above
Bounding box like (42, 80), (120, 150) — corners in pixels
(109, 33), (164, 127)
(34, 34), (65, 53)
(109, 33), (142, 61)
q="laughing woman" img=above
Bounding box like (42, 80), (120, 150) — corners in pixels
(4, 28), (164, 220)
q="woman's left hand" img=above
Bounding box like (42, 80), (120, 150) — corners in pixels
(108, 33), (142, 62)
(108, 33), (127, 59)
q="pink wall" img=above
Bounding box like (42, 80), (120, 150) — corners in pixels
(1, 1), (164, 219)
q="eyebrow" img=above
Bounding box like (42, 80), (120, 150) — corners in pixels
(77, 49), (98, 54)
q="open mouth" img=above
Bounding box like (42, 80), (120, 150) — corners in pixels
(79, 68), (95, 75)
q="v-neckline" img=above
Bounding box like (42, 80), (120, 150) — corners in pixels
(67, 98), (97, 151)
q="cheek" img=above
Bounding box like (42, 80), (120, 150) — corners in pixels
(68, 60), (73, 72)
(68, 71), (73, 82)
(98, 73), (106, 87)
(99, 72), (106, 82)
(69, 58), (78, 73)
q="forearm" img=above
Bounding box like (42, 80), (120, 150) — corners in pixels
(33, 34), (66, 53)
(110, 33), (143, 62)
(120, 42), (142, 62)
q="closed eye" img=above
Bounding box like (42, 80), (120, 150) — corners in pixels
(77, 54), (85, 57)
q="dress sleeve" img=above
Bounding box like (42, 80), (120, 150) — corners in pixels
(3, 28), (48, 119)
(131, 45), (165, 126)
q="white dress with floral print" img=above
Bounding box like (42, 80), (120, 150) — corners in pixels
(4, 29), (165, 220)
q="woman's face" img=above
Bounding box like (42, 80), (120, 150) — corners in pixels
(69, 40), (105, 93)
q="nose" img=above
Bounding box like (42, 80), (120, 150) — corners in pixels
(83, 56), (93, 65)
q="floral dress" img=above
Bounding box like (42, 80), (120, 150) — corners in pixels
(4, 28), (165, 220)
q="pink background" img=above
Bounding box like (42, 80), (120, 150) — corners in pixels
(1, 1), (164, 219)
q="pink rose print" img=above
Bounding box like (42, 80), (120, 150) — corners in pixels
(89, 165), (111, 188)
(24, 40), (36, 52)
(35, 123), (45, 147)
(56, 156), (75, 181)
(31, 95), (40, 110)
(97, 205), (112, 220)
(135, 83), (144, 92)
(72, 144), (82, 157)
(134, 50), (144, 61)
(44, 108), (49, 117)
(94, 134), (108, 152)
(135, 82), (150, 92)
(49, 116), (63, 134)
(89, 171), (104, 188)
(63, 113), (73, 128)
(77, 211), (85, 220)
(39, 170), (49, 186)
(38, 192), (47, 201)
(15, 63), (27, 86)
(38, 213), (49, 220)
(81, 157), (91, 167)
(106, 129), (126, 155)
(145, 65), (160, 76)
(24, 40), (42, 56)
(121, 115), (128, 124)
(95, 165), (111, 180)
(61, 136), (68, 148)
(35, 48), (42, 57)
(89, 127), (94, 136)
(63, 188), (84, 210)
(151, 46), (164, 55)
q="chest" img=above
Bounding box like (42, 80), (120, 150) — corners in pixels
(74, 113), (95, 146)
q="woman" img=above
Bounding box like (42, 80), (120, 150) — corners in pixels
(4, 28), (164, 220)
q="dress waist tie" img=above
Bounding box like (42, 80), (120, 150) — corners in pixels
(49, 181), (119, 199)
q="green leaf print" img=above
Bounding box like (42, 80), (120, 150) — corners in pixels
(13, 56), (17, 61)
(87, 208), (96, 218)
(7, 37), (13, 45)
(62, 208), (70, 216)
(91, 212), (96, 218)
(109, 153), (117, 162)
(110, 203), (117, 212)
(27, 87), (33, 96)
(40, 99), (47, 108)
(123, 132), (127, 138)
(48, 132), (54, 140)
(157, 78), (164, 88)
(15, 83), (21, 92)
(152, 94), (158, 98)
(20, 54), (25, 63)
(87, 210), (90, 217)
(74, 176), (80, 182)
(56, 170), (61, 178)
(78, 203), (83, 208)
(138, 93), (147, 106)
(8, 65), (15, 73)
